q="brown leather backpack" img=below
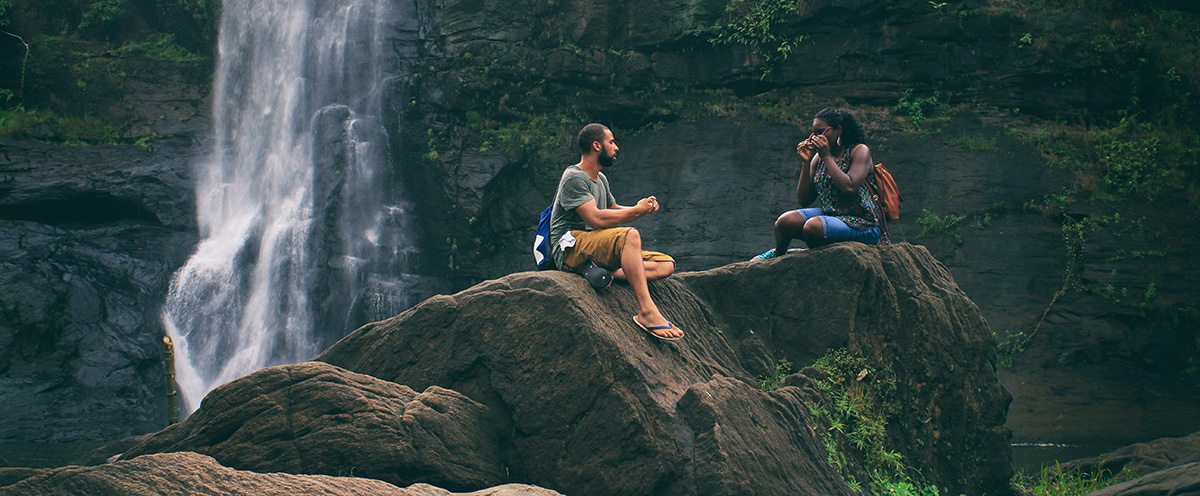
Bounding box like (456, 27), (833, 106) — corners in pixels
(869, 162), (902, 222)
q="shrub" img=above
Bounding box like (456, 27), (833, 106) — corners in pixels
(1012, 463), (1135, 496)
(894, 89), (951, 129)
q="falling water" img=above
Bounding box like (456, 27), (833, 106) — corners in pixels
(163, 0), (420, 415)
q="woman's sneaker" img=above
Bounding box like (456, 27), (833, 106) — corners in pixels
(752, 248), (777, 261)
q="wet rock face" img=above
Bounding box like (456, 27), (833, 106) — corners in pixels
(0, 452), (564, 496)
(0, 138), (199, 443)
(120, 362), (506, 492)
(318, 243), (1013, 496)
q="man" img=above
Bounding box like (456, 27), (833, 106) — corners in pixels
(548, 123), (684, 340)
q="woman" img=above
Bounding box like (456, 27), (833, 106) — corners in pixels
(754, 108), (888, 260)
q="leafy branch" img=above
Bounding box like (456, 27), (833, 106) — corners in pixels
(710, 0), (808, 76)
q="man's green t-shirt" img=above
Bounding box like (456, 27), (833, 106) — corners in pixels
(550, 165), (617, 269)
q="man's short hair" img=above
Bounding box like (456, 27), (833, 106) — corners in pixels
(577, 123), (610, 154)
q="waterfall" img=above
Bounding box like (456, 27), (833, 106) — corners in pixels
(163, 0), (420, 415)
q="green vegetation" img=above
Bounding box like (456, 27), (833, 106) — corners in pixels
(970, 214), (992, 230)
(995, 205), (1199, 375)
(914, 209), (965, 245)
(79, 0), (128, 39)
(115, 33), (205, 63)
(808, 349), (941, 495)
(1012, 463), (1135, 496)
(0, 0), (217, 145)
(710, 0), (808, 75)
(1015, 118), (1196, 205)
(0, 106), (48, 137)
(1004, 213), (1112, 359)
(758, 358), (793, 391)
(0, 106), (122, 145)
(894, 89), (951, 130)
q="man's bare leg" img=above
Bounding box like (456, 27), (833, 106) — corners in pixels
(613, 261), (674, 281)
(622, 229), (684, 339)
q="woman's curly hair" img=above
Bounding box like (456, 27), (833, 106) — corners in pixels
(814, 108), (866, 147)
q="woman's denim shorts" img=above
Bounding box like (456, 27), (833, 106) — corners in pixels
(796, 207), (881, 245)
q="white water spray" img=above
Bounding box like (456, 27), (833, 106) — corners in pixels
(163, 0), (419, 415)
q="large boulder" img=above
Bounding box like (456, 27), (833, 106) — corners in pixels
(0, 468), (47, 489)
(676, 374), (859, 495)
(118, 362), (504, 492)
(0, 452), (562, 496)
(318, 242), (1013, 496)
(1064, 431), (1200, 480)
(1084, 462), (1200, 496)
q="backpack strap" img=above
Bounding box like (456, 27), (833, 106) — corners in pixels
(850, 143), (869, 162)
(849, 143), (888, 238)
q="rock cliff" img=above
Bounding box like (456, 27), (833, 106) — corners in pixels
(0, 137), (200, 442)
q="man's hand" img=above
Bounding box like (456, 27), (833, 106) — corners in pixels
(636, 196), (659, 215)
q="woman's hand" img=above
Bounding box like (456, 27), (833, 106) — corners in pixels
(811, 134), (831, 158)
(797, 139), (816, 161)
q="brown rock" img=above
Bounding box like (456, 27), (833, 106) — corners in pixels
(1084, 461), (1200, 496)
(676, 375), (858, 495)
(317, 242), (1013, 496)
(0, 468), (48, 489)
(1063, 431), (1200, 480)
(120, 362), (503, 491)
(0, 452), (562, 496)
(683, 244), (1015, 494)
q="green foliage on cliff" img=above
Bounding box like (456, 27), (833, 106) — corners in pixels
(115, 33), (204, 62)
(0, 32), (204, 144)
(1005, 0), (1200, 368)
(757, 358), (792, 391)
(809, 349), (941, 495)
(1016, 118), (1196, 205)
(0, 105), (130, 145)
(914, 210), (965, 245)
(79, 0), (128, 39)
(894, 90), (951, 131)
(710, 0), (808, 74)
(1008, 1), (1200, 129)
(0, 0), (216, 143)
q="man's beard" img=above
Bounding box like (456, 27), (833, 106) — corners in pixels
(599, 151), (616, 168)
